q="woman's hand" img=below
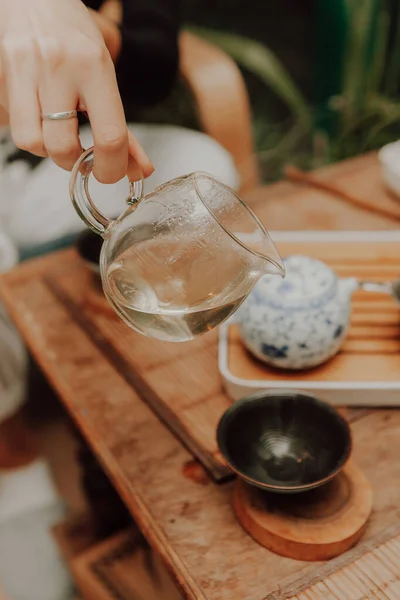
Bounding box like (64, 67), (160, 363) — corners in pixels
(0, 0), (153, 182)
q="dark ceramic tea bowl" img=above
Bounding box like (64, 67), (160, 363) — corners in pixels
(217, 391), (352, 494)
(75, 229), (102, 275)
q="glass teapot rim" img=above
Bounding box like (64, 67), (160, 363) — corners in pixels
(143, 171), (284, 276)
(70, 147), (284, 277)
(197, 172), (284, 274)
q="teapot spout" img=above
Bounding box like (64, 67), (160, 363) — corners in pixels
(338, 277), (358, 303)
(262, 258), (286, 278)
(236, 228), (285, 278)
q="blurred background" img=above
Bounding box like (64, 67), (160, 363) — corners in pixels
(138, 0), (400, 182)
(1, 2), (400, 599)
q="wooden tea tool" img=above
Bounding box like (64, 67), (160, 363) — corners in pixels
(234, 462), (372, 561)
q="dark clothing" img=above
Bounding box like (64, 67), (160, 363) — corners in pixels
(84, 0), (181, 114)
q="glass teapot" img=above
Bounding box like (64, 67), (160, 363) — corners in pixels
(70, 148), (284, 342)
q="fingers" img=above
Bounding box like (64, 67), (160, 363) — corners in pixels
(81, 53), (153, 184)
(127, 130), (154, 181)
(39, 75), (81, 171)
(81, 54), (128, 183)
(1, 39), (46, 156)
(1, 37), (154, 182)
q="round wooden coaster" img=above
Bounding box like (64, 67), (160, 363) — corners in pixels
(233, 462), (372, 561)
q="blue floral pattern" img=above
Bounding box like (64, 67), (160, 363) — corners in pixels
(238, 255), (358, 370)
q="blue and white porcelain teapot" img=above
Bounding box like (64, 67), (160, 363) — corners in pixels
(237, 255), (358, 370)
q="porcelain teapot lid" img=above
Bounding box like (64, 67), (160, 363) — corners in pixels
(250, 255), (337, 310)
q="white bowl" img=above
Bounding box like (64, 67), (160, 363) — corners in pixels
(378, 141), (400, 197)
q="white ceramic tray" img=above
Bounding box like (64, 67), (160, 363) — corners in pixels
(219, 231), (400, 406)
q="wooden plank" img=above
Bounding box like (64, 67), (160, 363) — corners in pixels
(70, 528), (182, 600)
(283, 529), (400, 600)
(334, 265), (400, 276)
(32, 262), (230, 479)
(52, 513), (100, 563)
(246, 153), (400, 231)
(275, 241), (400, 262)
(55, 266), (212, 373)
(180, 394), (231, 454)
(245, 153), (382, 210)
(44, 274), (230, 482)
(347, 326), (399, 340)
(266, 409), (400, 598)
(0, 276), (206, 600)
(350, 313), (399, 327)
(143, 346), (220, 412)
(3, 256), (400, 600)
(0, 257), (332, 599)
(351, 301), (398, 313)
(343, 339), (400, 354)
(228, 329), (400, 383)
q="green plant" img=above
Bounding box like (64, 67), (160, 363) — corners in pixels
(330, 0), (400, 159)
(187, 27), (312, 129)
(190, 3), (400, 181)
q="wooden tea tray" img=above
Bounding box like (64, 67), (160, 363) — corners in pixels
(220, 236), (400, 405)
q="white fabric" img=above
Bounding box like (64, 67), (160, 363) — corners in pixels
(0, 134), (28, 423)
(3, 123), (239, 249)
(0, 459), (59, 524)
(0, 503), (72, 600)
(0, 229), (27, 424)
(0, 439), (73, 600)
(0, 302), (27, 423)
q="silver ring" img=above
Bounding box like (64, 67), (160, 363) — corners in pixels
(41, 110), (78, 121)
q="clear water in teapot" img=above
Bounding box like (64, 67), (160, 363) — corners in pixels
(105, 234), (257, 342)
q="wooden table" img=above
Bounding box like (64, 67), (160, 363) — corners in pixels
(246, 151), (400, 231)
(1, 153), (400, 600)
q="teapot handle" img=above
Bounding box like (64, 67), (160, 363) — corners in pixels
(69, 147), (144, 237)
